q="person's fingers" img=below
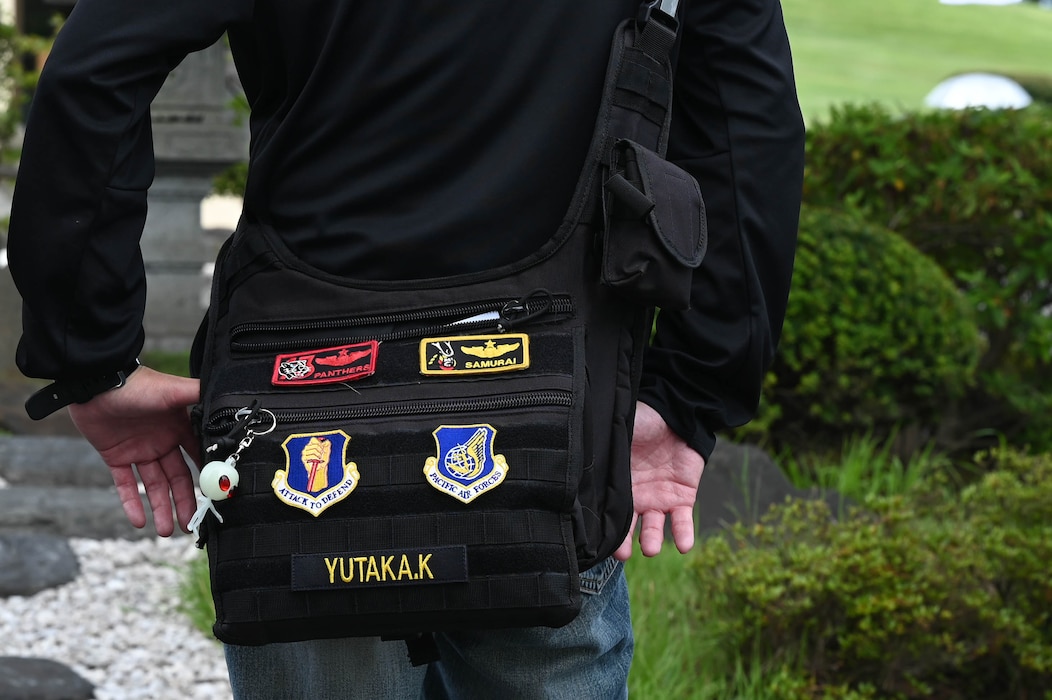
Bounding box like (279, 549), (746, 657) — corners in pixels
(108, 464), (147, 529)
(134, 460), (176, 537)
(613, 513), (639, 561)
(638, 509), (667, 557)
(162, 376), (201, 410)
(668, 506), (696, 554)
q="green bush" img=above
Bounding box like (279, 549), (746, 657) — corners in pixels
(803, 104), (1052, 450)
(0, 22), (53, 160)
(212, 160), (248, 198)
(211, 91), (249, 197)
(754, 206), (980, 454)
(691, 448), (1052, 699)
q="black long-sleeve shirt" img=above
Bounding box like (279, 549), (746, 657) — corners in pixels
(8, 0), (804, 459)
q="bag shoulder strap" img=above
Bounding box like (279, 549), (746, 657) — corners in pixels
(553, 0), (684, 235)
(602, 0), (681, 158)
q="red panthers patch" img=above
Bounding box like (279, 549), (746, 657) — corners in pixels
(272, 341), (379, 386)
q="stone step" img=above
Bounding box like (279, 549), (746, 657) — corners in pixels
(0, 658), (94, 700)
(0, 436), (112, 489)
(0, 487), (186, 541)
(691, 441), (853, 536)
(0, 534), (78, 596)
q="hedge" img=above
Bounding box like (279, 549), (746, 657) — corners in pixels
(751, 206), (980, 454)
(691, 448), (1052, 699)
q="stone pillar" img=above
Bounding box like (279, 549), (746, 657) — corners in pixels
(143, 42), (248, 353)
(0, 264), (22, 382)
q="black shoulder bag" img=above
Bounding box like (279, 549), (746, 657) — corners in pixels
(191, 0), (705, 650)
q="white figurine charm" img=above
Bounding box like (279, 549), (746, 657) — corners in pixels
(199, 456), (240, 500)
(190, 403), (277, 540)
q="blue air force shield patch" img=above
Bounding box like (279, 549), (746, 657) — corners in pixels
(423, 424), (509, 504)
(273, 430), (360, 516)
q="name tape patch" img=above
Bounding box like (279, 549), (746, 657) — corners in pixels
(291, 546), (468, 590)
(273, 341), (379, 386)
(420, 334), (529, 375)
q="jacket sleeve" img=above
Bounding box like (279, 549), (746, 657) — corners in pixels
(7, 0), (254, 381)
(636, 0), (805, 460)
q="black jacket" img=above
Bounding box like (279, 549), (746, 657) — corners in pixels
(8, 0), (805, 459)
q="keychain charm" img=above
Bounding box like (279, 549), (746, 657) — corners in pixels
(199, 456), (240, 500)
(190, 403), (277, 540)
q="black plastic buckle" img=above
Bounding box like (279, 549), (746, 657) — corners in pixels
(637, 0), (679, 31)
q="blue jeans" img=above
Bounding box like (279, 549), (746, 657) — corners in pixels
(224, 558), (632, 699)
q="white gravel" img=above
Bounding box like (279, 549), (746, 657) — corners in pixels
(0, 536), (233, 700)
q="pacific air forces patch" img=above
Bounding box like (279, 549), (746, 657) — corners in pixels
(420, 334), (529, 375)
(273, 430), (360, 516)
(272, 341), (378, 386)
(423, 424), (508, 504)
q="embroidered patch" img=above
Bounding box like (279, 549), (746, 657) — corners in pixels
(291, 546), (468, 590)
(273, 430), (360, 516)
(272, 341), (378, 386)
(420, 334), (529, 375)
(423, 424), (508, 504)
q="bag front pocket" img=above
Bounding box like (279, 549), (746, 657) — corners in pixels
(228, 291), (574, 355)
(205, 291), (574, 397)
(197, 306), (586, 645)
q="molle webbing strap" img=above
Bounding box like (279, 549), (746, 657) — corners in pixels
(588, 1), (680, 184)
(235, 449), (570, 493)
(212, 509), (568, 558)
(215, 570), (577, 642)
(612, 58), (671, 127)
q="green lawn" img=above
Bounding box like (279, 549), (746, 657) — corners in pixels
(781, 0), (1052, 122)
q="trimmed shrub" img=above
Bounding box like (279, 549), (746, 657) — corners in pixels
(753, 206), (980, 454)
(803, 104), (1052, 450)
(211, 91), (250, 197)
(691, 448), (1052, 699)
(212, 160), (248, 198)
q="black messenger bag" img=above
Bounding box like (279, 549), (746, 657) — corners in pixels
(191, 0), (705, 647)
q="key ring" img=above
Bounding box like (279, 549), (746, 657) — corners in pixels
(191, 404), (278, 540)
(227, 408), (277, 466)
(235, 406), (277, 436)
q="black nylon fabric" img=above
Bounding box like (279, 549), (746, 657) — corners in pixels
(198, 218), (598, 644)
(194, 13), (695, 645)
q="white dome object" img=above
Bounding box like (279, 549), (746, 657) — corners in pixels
(924, 73), (1033, 110)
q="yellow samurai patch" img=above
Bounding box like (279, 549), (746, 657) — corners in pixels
(420, 334), (530, 375)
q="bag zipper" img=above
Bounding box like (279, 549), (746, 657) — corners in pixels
(230, 292), (574, 354)
(204, 389), (573, 437)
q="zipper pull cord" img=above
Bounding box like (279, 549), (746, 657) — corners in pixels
(498, 289), (555, 332)
(205, 399), (264, 455)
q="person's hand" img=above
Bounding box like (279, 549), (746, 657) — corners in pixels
(614, 401), (705, 560)
(67, 366), (201, 537)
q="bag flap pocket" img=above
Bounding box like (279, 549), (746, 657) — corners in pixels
(602, 139), (708, 308)
(625, 140), (707, 267)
